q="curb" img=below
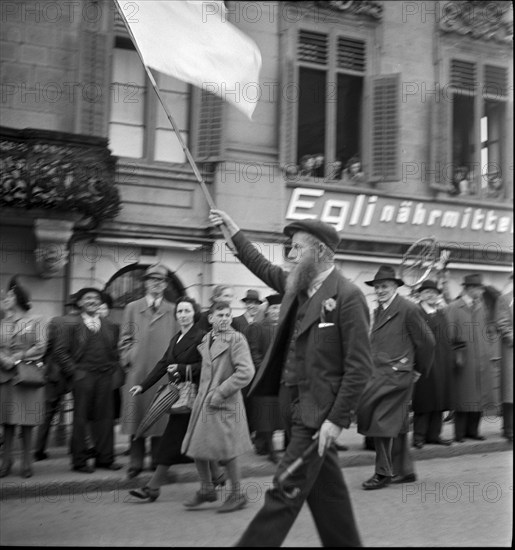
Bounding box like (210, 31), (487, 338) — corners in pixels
(0, 438), (511, 501)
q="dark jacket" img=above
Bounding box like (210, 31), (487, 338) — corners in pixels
(53, 316), (120, 381)
(231, 230), (374, 430)
(139, 326), (206, 393)
(357, 294), (435, 437)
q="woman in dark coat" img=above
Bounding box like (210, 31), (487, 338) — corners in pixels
(412, 280), (453, 447)
(128, 296), (222, 502)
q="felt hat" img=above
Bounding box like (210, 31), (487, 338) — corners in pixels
(461, 273), (484, 287)
(417, 279), (441, 294)
(365, 265), (404, 287)
(265, 294), (283, 306)
(74, 287), (103, 303)
(143, 263), (169, 280)
(241, 289), (262, 304)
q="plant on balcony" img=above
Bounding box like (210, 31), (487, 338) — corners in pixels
(0, 128), (121, 229)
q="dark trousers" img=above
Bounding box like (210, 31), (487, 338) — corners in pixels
(35, 383), (64, 454)
(413, 411), (444, 443)
(502, 403), (513, 439)
(236, 387), (362, 547)
(373, 434), (414, 477)
(454, 411), (481, 440)
(71, 371), (114, 468)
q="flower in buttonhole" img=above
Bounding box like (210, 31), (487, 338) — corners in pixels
(320, 297), (337, 323)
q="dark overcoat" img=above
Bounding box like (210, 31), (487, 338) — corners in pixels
(246, 318), (283, 432)
(412, 306), (453, 413)
(231, 231), (373, 430)
(495, 291), (513, 404)
(138, 326), (205, 464)
(446, 297), (497, 411)
(357, 294), (435, 438)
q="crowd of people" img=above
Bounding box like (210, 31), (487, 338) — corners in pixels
(0, 212), (512, 536)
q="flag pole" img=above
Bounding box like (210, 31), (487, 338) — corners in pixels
(114, 1), (236, 252)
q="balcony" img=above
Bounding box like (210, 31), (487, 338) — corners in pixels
(0, 127), (121, 277)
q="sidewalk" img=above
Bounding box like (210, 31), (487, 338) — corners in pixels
(0, 417), (511, 500)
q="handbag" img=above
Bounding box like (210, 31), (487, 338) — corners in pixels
(12, 360), (46, 388)
(169, 365), (197, 414)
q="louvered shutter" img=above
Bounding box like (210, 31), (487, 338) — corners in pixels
(370, 74), (400, 181)
(279, 59), (297, 168)
(337, 36), (366, 73)
(484, 65), (508, 99)
(450, 60), (476, 93)
(191, 88), (224, 161)
(298, 30), (328, 65)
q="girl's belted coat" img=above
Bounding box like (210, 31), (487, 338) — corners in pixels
(181, 328), (255, 461)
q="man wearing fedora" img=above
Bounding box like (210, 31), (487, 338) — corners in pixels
(209, 209), (373, 547)
(54, 288), (122, 473)
(119, 263), (177, 479)
(446, 273), (497, 442)
(232, 289), (263, 333)
(412, 280), (453, 448)
(357, 266), (435, 489)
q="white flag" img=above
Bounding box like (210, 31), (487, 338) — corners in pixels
(115, 0), (262, 119)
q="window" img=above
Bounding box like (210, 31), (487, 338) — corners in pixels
(108, 37), (191, 164)
(450, 59), (508, 199)
(282, 28), (399, 183)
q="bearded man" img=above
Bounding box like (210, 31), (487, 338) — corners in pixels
(209, 209), (373, 547)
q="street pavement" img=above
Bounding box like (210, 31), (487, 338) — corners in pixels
(1, 452), (512, 547)
(0, 414), (511, 501)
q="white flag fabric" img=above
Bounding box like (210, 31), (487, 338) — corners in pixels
(115, 0), (262, 119)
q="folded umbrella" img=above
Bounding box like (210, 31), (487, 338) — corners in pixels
(134, 382), (180, 439)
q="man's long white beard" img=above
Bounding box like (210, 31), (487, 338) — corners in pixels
(285, 259), (318, 296)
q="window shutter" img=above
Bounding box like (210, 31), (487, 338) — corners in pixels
(192, 89), (224, 161)
(279, 59), (297, 168)
(450, 59), (476, 93)
(298, 30), (328, 65)
(370, 74), (400, 182)
(484, 65), (508, 98)
(337, 37), (366, 73)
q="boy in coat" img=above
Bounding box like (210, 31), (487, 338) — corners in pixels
(182, 301), (255, 513)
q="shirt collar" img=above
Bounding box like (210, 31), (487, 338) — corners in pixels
(308, 266), (335, 298)
(420, 301), (438, 315)
(461, 293), (473, 307)
(146, 295), (162, 308)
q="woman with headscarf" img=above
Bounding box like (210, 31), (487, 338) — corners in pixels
(0, 276), (47, 478)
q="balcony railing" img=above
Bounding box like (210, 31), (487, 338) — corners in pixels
(0, 126), (121, 229)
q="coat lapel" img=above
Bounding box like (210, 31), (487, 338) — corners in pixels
(372, 295), (401, 332)
(298, 270), (339, 336)
(209, 334), (230, 361)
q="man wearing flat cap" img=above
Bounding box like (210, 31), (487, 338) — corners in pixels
(209, 209), (373, 547)
(54, 287), (122, 473)
(357, 266), (435, 489)
(446, 273), (497, 442)
(119, 263), (177, 479)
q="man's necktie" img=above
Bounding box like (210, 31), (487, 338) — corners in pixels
(151, 301), (158, 314)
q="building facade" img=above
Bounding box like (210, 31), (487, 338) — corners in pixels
(1, 0), (513, 321)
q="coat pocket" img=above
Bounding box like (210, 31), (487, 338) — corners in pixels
(391, 356), (412, 372)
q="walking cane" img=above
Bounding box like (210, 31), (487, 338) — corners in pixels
(275, 434), (320, 499)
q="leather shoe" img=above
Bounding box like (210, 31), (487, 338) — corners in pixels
(362, 474), (391, 490)
(96, 462), (123, 471)
(21, 466), (33, 479)
(412, 440), (424, 449)
(129, 486), (160, 502)
(0, 459), (13, 478)
(34, 451), (48, 461)
(73, 465), (95, 474)
(391, 473), (417, 484)
(127, 468), (142, 479)
(426, 438), (452, 446)
(334, 443), (348, 452)
(454, 437), (464, 443)
(466, 435), (486, 441)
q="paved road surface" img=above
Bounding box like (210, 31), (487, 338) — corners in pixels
(1, 452), (511, 547)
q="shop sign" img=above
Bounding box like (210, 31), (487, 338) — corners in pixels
(286, 188), (513, 248)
